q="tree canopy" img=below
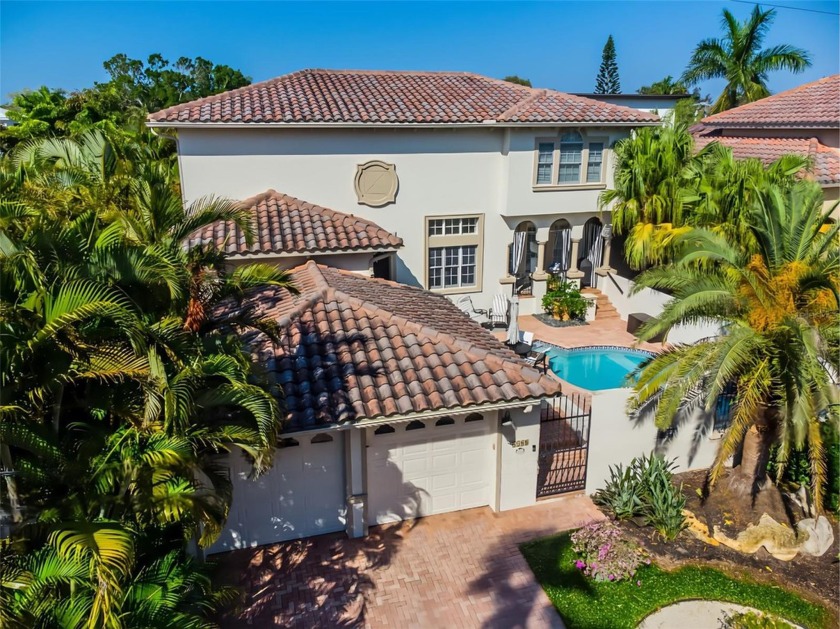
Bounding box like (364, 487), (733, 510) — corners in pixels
(1, 53), (250, 153)
(595, 35), (621, 94)
(681, 5), (810, 113)
(503, 75), (532, 87)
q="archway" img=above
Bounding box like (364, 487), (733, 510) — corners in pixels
(510, 221), (537, 295)
(580, 217), (603, 288)
(546, 219), (572, 281)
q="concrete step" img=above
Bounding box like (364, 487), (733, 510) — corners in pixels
(581, 288), (621, 321)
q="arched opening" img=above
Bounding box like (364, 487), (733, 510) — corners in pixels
(546, 219), (572, 281)
(435, 416), (455, 427)
(310, 433), (334, 444)
(374, 424), (395, 435)
(580, 217), (604, 288)
(509, 221), (537, 295)
(406, 420), (426, 431)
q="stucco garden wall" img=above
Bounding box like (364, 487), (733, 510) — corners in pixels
(585, 388), (720, 495)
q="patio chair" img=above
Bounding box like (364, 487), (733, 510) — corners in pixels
(489, 293), (510, 329)
(518, 332), (548, 374)
(454, 296), (491, 327)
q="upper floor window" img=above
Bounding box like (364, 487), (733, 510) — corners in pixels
(533, 132), (608, 187)
(425, 214), (484, 293)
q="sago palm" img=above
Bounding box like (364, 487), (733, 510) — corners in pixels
(630, 182), (839, 510)
(682, 5), (811, 113)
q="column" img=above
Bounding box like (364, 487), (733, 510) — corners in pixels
(596, 224), (615, 277)
(344, 428), (368, 538)
(567, 238), (584, 279)
(532, 241), (548, 281)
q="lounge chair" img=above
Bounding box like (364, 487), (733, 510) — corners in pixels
(454, 296), (491, 327)
(489, 293), (510, 329)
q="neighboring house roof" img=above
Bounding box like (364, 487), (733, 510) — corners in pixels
(188, 189), (403, 257)
(147, 69), (660, 126)
(693, 136), (840, 186)
(229, 262), (561, 430)
(697, 75), (839, 129)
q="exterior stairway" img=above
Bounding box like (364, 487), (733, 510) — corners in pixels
(580, 287), (620, 321)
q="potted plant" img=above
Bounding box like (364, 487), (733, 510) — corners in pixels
(541, 282), (588, 322)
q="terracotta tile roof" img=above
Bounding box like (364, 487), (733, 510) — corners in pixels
(188, 190), (403, 256)
(693, 135), (840, 185)
(698, 75), (840, 129)
(233, 262), (561, 430)
(148, 69), (659, 126)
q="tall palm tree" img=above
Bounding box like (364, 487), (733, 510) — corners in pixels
(682, 5), (811, 113)
(629, 182), (839, 510)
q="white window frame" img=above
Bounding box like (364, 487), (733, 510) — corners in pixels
(425, 214), (484, 294)
(532, 131), (609, 190)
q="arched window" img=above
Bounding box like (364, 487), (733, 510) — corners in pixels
(435, 416), (455, 427)
(465, 413), (484, 423)
(558, 131), (584, 183)
(310, 433), (334, 444)
(374, 424), (395, 435)
(547, 219), (572, 277)
(406, 420), (426, 431)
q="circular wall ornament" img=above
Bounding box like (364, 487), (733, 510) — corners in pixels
(354, 161), (398, 207)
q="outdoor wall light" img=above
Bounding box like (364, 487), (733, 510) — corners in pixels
(500, 410), (516, 444)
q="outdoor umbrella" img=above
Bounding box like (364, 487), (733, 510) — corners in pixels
(506, 295), (520, 346)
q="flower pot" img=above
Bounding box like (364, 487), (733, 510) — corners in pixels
(562, 313), (570, 321)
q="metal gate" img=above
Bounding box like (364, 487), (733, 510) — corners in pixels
(537, 393), (592, 498)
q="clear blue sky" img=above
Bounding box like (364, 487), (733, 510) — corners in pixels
(1, 1), (838, 104)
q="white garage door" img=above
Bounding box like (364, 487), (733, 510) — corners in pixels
(208, 431), (345, 554)
(367, 413), (494, 525)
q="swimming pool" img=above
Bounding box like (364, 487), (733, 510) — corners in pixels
(541, 345), (653, 391)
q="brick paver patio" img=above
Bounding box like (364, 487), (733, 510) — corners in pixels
(216, 495), (604, 628)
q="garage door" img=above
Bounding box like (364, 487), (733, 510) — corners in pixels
(367, 413), (494, 525)
(208, 431), (345, 553)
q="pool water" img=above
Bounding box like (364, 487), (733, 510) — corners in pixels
(543, 345), (652, 391)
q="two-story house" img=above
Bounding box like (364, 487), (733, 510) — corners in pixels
(149, 69), (659, 314)
(147, 70), (661, 552)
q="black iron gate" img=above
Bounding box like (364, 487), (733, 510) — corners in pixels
(537, 393), (592, 498)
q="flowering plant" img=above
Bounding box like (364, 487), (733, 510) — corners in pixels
(570, 520), (649, 583)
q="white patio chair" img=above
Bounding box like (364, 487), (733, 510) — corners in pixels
(489, 293), (510, 328)
(454, 296), (491, 327)
(519, 331), (547, 373)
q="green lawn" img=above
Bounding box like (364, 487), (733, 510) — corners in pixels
(520, 533), (832, 629)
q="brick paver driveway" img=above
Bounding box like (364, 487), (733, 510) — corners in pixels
(216, 494), (604, 628)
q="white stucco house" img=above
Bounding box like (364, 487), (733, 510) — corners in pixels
(147, 70), (676, 553)
(149, 69), (661, 317)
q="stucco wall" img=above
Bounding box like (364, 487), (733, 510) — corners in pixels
(495, 406), (542, 511)
(585, 388), (720, 494)
(175, 126), (631, 311)
(227, 252), (374, 274)
(600, 272), (720, 344)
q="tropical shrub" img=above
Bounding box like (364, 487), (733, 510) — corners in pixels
(592, 462), (644, 520)
(723, 610), (793, 629)
(570, 520), (649, 583)
(541, 281), (588, 320)
(593, 453), (687, 540)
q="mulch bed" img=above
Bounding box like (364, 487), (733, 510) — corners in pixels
(533, 314), (588, 328)
(614, 469), (840, 617)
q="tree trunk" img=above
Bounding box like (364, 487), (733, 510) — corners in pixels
(0, 443), (22, 523)
(727, 405), (776, 500)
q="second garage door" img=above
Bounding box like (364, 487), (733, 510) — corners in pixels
(366, 413), (495, 525)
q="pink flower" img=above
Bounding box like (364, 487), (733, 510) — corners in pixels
(608, 574), (615, 581)
(575, 560), (586, 570)
(637, 580), (642, 587)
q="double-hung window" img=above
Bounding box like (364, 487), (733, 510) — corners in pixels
(426, 215), (483, 292)
(533, 132), (608, 187)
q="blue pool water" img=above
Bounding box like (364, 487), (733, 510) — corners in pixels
(543, 345), (652, 391)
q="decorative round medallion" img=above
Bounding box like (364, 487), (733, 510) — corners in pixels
(354, 161), (398, 207)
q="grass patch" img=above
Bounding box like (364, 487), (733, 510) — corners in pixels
(520, 533), (831, 629)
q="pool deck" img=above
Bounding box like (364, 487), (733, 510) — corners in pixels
(494, 315), (663, 353)
(494, 315), (663, 398)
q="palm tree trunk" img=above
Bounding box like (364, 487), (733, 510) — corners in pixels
(0, 444), (22, 523)
(728, 405), (776, 498)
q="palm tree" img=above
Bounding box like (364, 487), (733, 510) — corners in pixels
(629, 182), (839, 510)
(682, 5), (811, 113)
(599, 125), (695, 269)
